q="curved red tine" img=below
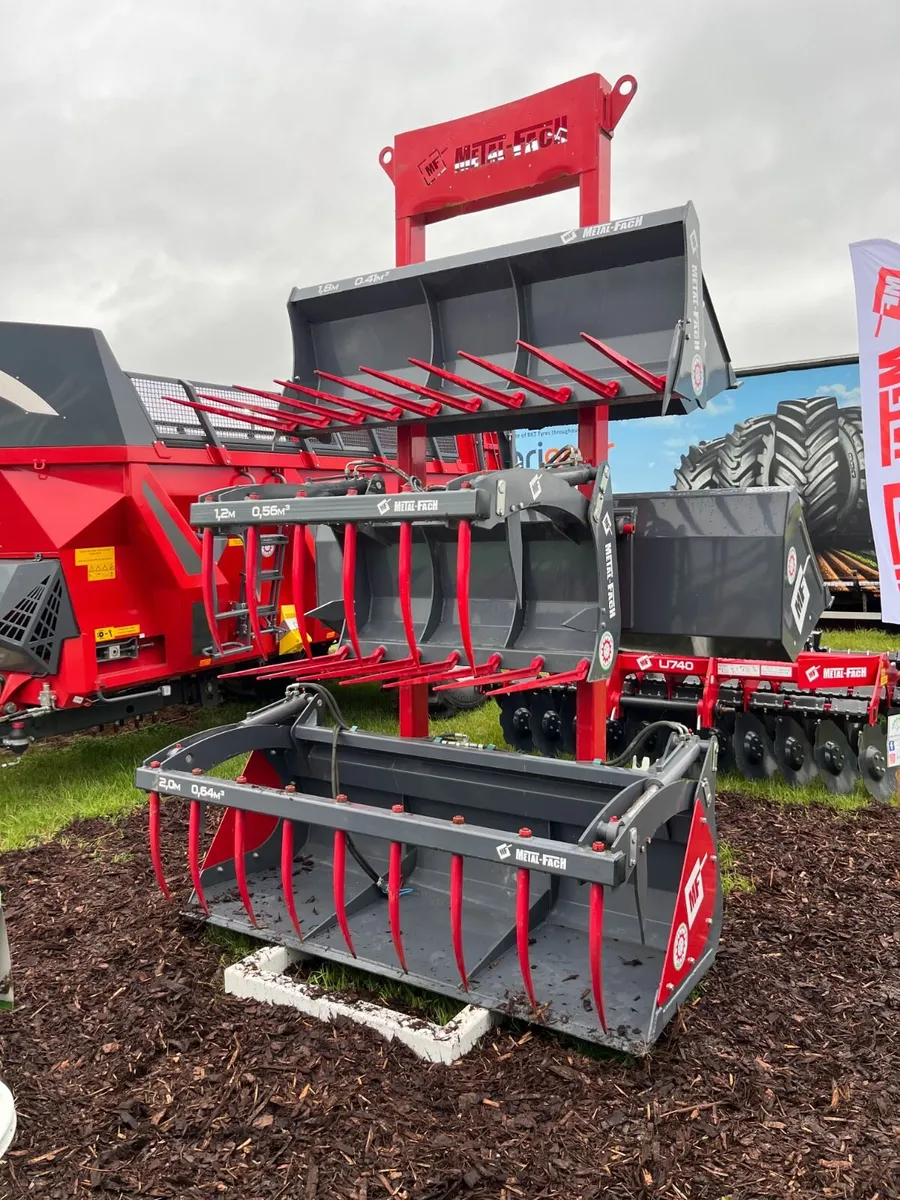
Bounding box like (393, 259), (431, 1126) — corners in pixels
(398, 521), (420, 664)
(200, 528), (224, 656)
(188, 800), (209, 915)
(233, 809), (258, 928)
(164, 394), (295, 434)
(218, 644), (352, 680)
(516, 868), (537, 1009)
(332, 829), (357, 957)
(320, 370), (440, 419)
(410, 652), (502, 690)
(579, 332), (665, 393)
(433, 656), (545, 691)
(314, 371), (403, 420)
(388, 838), (408, 972)
(588, 882), (608, 1032)
(195, 391), (305, 430)
(490, 659), (590, 697)
(359, 365), (481, 414)
(244, 526), (266, 653)
(516, 340), (621, 400)
(457, 350), (572, 404)
(148, 792), (171, 901)
(342, 521), (362, 659)
(281, 819), (303, 939)
(449, 851), (468, 990)
(408, 357), (524, 408)
(234, 384), (333, 429)
(377, 654), (462, 689)
(290, 525), (313, 657)
(274, 379), (368, 425)
(456, 519), (475, 673)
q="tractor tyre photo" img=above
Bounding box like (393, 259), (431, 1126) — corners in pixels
(771, 396), (842, 537)
(673, 436), (726, 490)
(713, 415), (776, 489)
(836, 407), (869, 534)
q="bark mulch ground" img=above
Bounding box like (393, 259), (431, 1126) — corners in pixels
(0, 791), (897, 1199)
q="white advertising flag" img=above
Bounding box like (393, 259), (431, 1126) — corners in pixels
(849, 239), (900, 625)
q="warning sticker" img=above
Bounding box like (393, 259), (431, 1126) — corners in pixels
(95, 624), (140, 643)
(888, 714), (900, 769)
(75, 546), (116, 581)
(227, 537), (243, 547)
(278, 604), (303, 656)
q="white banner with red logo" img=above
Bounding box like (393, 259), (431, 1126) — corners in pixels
(850, 238), (900, 625)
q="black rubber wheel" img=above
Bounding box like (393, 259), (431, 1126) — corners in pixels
(713, 416), (776, 489)
(673, 437), (726, 491)
(771, 396), (841, 537)
(436, 685), (486, 714)
(835, 408), (869, 534)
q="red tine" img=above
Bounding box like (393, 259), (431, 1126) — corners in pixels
(359, 366), (481, 414)
(456, 519), (475, 673)
(381, 659), (467, 689)
(318, 371), (440, 419)
(406, 653), (502, 690)
(457, 350), (572, 404)
(164, 394), (295, 434)
(233, 384), (332, 428)
(233, 809), (258, 927)
(388, 837), (408, 972)
(342, 521), (362, 659)
(336, 654), (419, 687)
(432, 656), (545, 691)
(398, 520), (420, 664)
(188, 800), (209, 915)
(274, 379), (368, 425)
(588, 882), (608, 1032)
(449, 846), (468, 990)
(148, 791), (171, 901)
(314, 371), (403, 420)
(200, 528), (224, 656)
(218, 645), (351, 680)
(579, 332), (665, 393)
(281, 819), (303, 939)
(516, 340), (621, 400)
(489, 659), (590, 697)
(290, 525), (313, 657)
(332, 829), (357, 957)
(244, 526), (266, 653)
(195, 390), (306, 430)
(516, 867), (537, 1009)
(408, 357), (524, 408)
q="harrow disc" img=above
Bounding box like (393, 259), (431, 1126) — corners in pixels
(529, 692), (568, 758)
(813, 719), (860, 795)
(733, 712), (778, 781)
(497, 694), (534, 754)
(774, 716), (817, 787)
(856, 723), (896, 803)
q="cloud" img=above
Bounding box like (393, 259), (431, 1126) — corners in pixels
(815, 382), (861, 407)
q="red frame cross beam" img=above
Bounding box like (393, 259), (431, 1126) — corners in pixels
(378, 71), (638, 759)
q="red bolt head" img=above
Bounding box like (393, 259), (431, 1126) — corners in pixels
(518, 827), (533, 838)
(392, 804), (404, 813)
(452, 815), (465, 825)
(609, 815), (619, 823)
(591, 841), (606, 852)
(235, 775), (247, 784)
(335, 793), (348, 803)
(192, 767), (202, 776)
(461, 480), (471, 489)
(174, 743), (182, 750)
(285, 783), (296, 793)
(150, 761), (161, 769)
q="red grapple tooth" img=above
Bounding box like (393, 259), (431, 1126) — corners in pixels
(516, 868), (537, 1009)
(188, 800), (209, 915)
(388, 840), (407, 973)
(398, 520), (419, 664)
(200, 528), (224, 656)
(233, 809), (258, 928)
(281, 819), (302, 939)
(332, 829), (356, 957)
(456, 520), (475, 673)
(148, 792), (171, 901)
(342, 519), (362, 660)
(516, 339), (620, 400)
(449, 852), (468, 990)
(588, 882), (607, 1032)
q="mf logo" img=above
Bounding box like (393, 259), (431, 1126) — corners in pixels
(418, 147), (448, 185)
(874, 266), (900, 336)
(495, 842), (511, 861)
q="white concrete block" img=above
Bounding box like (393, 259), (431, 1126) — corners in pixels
(223, 946), (493, 1065)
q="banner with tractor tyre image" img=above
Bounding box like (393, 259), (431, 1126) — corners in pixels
(513, 357), (878, 616)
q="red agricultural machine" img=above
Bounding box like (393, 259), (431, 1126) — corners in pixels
(0, 310), (503, 760)
(135, 73), (846, 1053)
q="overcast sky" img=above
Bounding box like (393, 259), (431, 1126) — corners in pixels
(1, 1), (898, 387)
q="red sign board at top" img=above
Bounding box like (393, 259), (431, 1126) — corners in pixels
(379, 73), (636, 231)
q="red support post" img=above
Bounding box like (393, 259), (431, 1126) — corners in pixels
(576, 405), (609, 762)
(397, 424), (430, 738)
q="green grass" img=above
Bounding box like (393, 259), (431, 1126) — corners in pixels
(818, 626), (900, 654)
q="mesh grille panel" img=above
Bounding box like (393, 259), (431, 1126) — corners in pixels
(129, 375), (286, 444)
